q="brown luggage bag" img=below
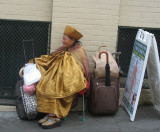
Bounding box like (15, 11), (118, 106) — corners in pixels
(88, 51), (120, 114)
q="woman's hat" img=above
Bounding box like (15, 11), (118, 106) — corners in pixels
(64, 25), (83, 40)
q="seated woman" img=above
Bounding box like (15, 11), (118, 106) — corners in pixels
(31, 25), (90, 129)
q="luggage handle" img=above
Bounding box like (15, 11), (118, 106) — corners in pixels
(112, 52), (121, 66)
(22, 39), (35, 64)
(98, 46), (107, 53)
(99, 51), (109, 64)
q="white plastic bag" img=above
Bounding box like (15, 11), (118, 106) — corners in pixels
(23, 63), (41, 85)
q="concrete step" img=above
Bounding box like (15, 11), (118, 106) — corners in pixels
(0, 88), (153, 112)
(71, 88), (153, 111)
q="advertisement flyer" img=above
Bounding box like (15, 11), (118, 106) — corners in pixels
(123, 40), (147, 114)
(122, 29), (152, 121)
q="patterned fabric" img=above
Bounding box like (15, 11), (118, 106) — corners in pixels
(20, 86), (37, 119)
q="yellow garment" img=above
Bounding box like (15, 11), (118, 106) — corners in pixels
(32, 51), (87, 118)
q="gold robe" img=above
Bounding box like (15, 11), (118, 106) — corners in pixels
(32, 51), (87, 118)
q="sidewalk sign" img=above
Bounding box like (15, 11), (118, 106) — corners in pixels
(147, 34), (160, 111)
(122, 29), (160, 121)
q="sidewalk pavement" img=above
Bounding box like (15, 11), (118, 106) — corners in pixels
(0, 105), (160, 132)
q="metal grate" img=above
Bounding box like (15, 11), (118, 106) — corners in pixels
(117, 26), (160, 89)
(0, 19), (51, 105)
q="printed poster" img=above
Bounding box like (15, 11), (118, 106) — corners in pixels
(122, 29), (152, 121)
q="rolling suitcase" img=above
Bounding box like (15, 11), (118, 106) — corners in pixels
(15, 80), (37, 120)
(15, 39), (38, 120)
(15, 80), (28, 120)
(89, 51), (120, 114)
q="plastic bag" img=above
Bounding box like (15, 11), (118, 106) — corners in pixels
(78, 81), (90, 95)
(23, 63), (41, 85)
(93, 46), (119, 78)
(23, 82), (37, 95)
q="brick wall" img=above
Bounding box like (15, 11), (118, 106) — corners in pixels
(1, 0), (160, 69)
(0, 0), (53, 21)
(119, 0), (160, 28)
(50, 0), (121, 69)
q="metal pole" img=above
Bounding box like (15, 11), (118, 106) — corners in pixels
(83, 94), (85, 121)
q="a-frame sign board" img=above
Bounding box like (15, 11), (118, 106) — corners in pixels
(122, 29), (160, 121)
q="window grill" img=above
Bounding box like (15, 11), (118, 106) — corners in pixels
(117, 26), (160, 89)
(0, 19), (51, 105)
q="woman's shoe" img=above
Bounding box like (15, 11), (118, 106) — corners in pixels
(41, 117), (61, 129)
(38, 115), (49, 126)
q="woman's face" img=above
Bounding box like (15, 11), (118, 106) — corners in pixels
(62, 35), (75, 48)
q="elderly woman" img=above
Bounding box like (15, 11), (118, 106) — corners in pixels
(31, 25), (90, 129)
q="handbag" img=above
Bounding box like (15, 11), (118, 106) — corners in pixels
(22, 39), (41, 85)
(93, 46), (119, 78)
